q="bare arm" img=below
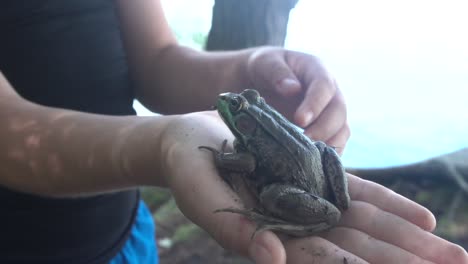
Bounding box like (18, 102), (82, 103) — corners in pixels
(0, 72), (172, 197)
(115, 0), (252, 114)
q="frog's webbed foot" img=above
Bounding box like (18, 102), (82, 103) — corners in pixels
(214, 207), (332, 238)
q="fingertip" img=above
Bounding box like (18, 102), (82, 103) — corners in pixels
(248, 231), (286, 264)
(420, 207), (437, 232)
(347, 175), (438, 231)
(276, 78), (301, 96)
(294, 109), (314, 128)
(210, 212), (285, 263)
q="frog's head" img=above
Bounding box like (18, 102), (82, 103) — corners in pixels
(216, 90), (263, 145)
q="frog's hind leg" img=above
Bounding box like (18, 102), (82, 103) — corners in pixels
(319, 143), (351, 210)
(259, 183), (341, 225)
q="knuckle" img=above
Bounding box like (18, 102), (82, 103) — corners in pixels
(377, 184), (398, 208)
(362, 203), (382, 229)
(316, 76), (337, 95)
(405, 255), (426, 264)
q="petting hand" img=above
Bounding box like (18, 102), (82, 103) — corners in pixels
(245, 47), (349, 153)
(160, 111), (468, 264)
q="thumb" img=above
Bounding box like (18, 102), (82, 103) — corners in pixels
(249, 49), (301, 97)
(210, 212), (286, 264)
(169, 166), (286, 263)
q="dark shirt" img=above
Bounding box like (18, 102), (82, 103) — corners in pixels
(0, 0), (140, 263)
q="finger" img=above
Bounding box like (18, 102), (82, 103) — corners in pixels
(249, 49), (302, 96)
(347, 174), (436, 231)
(325, 123), (351, 155)
(249, 231), (287, 264)
(303, 90), (347, 142)
(337, 201), (467, 264)
(294, 76), (337, 128)
(284, 236), (368, 264)
(323, 227), (435, 264)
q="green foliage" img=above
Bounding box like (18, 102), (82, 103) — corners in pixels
(192, 32), (207, 47)
(172, 223), (204, 243)
(140, 187), (172, 211)
(169, 26), (207, 50)
(153, 197), (179, 223)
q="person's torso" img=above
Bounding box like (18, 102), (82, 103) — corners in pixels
(0, 1), (140, 263)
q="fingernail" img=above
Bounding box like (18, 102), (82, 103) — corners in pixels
(248, 237), (273, 264)
(277, 78), (300, 94)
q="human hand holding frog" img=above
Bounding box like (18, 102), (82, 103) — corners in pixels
(150, 46), (466, 263)
(160, 111), (466, 264)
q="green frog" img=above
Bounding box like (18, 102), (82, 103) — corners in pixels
(199, 89), (350, 236)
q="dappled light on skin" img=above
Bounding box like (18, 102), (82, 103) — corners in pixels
(25, 134), (41, 149)
(47, 153), (63, 176)
(9, 119), (38, 132)
(3, 115), (69, 193)
(0, 108), (142, 196)
(8, 149), (25, 161)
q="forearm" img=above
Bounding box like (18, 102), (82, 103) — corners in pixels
(0, 74), (172, 197)
(138, 45), (252, 114)
(115, 0), (253, 114)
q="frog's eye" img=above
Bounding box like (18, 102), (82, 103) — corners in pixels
(229, 96), (243, 112)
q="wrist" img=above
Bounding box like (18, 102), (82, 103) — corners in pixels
(118, 115), (178, 188)
(230, 48), (256, 92)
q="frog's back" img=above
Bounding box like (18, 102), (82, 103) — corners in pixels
(248, 129), (325, 194)
(242, 94), (327, 195)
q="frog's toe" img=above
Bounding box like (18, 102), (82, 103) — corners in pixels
(251, 222), (333, 237)
(272, 222), (332, 237)
(213, 207), (265, 219)
(214, 207), (329, 238)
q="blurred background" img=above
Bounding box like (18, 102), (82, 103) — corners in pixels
(138, 1), (468, 262)
(135, 0), (468, 168)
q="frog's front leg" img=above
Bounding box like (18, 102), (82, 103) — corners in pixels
(259, 183), (341, 229)
(198, 139), (256, 190)
(199, 139), (256, 173)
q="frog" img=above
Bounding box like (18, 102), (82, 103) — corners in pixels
(199, 89), (350, 237)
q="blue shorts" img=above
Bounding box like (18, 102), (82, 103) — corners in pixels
(109, 200), (159, 264)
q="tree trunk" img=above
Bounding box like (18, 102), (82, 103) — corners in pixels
(347, 148), (468, 195)
(206, 0), (299, 50)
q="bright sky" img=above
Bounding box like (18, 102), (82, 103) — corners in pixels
(136, 0), (468, 167)
(286, 0), (468, 166)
